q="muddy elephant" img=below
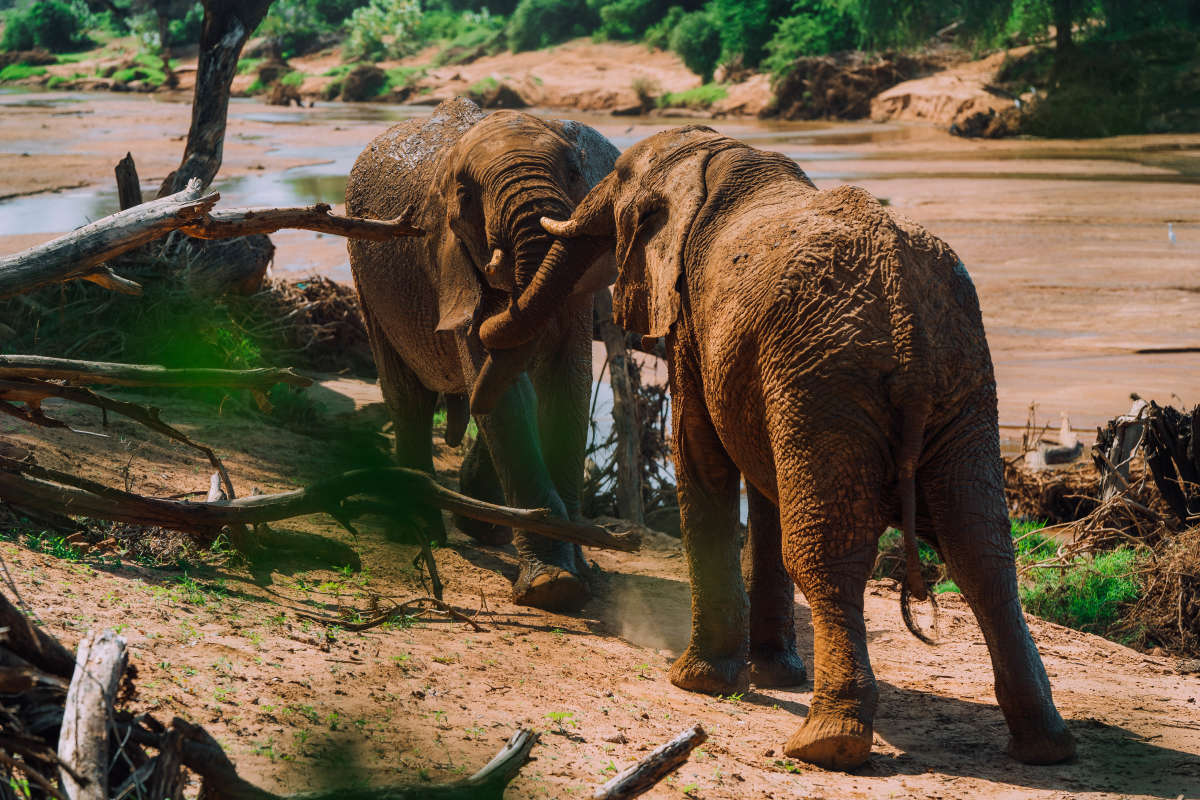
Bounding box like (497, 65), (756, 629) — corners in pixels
(344, 98), (618, 611)
(475, 126), (1076, 769)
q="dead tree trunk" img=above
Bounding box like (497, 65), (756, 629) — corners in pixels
(57, 630), (128, 800)
(157, 0), (274, 196)
(595, 289), (644, 524)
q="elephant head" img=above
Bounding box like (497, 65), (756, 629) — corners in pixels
(424, 109), (616, 413)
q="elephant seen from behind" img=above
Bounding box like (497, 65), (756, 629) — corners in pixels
(475, 126), (1076, 769)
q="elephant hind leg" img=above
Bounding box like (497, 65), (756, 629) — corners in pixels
(777, 435), (884, 770)
(362, 303), (445, 545)
(921, 430), (1075, 764)
(744, 483), (807, 688)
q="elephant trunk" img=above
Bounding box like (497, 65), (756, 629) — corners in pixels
(479, 173), (616, 351)
(479, 235), (607, 351)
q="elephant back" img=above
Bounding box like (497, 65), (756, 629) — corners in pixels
(345, 97), (487, 223)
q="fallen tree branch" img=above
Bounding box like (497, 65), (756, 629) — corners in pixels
(0, 355), (311, 390)
(180, 203), (421, 241)
(295, 596), (486, 633)
(0, 180), (217, 299)
(592, 724), (707, 800)
(0, 377), (238, 499)
(0, 456), (641, 552)
(0, 181), (423, 301)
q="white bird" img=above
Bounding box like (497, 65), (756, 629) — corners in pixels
(1169, 222), (1177, 244)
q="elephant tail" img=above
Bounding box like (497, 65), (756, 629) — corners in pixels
(898, 397), (938, 645)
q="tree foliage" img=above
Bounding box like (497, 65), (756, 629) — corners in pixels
(2, 0), (94, 52)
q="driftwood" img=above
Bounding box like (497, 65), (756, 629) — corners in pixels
(0, 181), (217, 299)
(2, 585), (541, 799)
(0, 456), (641, 552)
(0, 355), (310, 391)
(1096, 398), (1149, 501)
(592, 723), (707, 800)
(595, 289), (644, 524)
(0, 179), (422, 300)
(57, 630), (127, 800)
(114, 153), (143, 212)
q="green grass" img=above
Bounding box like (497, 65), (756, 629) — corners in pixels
(657, 83), (728, 109)
(467, 76), (499, 95)
(46, 75), (70, 89)
(0, 63), (48, 81)
(237, 57), (264, 75)
(55, 53), (87, 64)
(381, 66), (426, 96)
(1021, 547), (1144, 635)
(111, 64), (167, 87)
(280, 70), (306, 87)
(322, 63), (355, 78)
(877, 517), (1145, 640)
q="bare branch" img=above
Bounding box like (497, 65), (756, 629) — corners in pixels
(0, 456), (642, 552)
(0, 355), (311, 391)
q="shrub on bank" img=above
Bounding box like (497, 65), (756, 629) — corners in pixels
(667, 10), (720, 82)
(1001, 27), (1200, 136)
(1, 0), (93, 53)
(507, 0), (595, 52)
(658, 82), (727, 109)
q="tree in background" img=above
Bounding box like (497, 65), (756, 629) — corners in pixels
(1, 0), (95, 51)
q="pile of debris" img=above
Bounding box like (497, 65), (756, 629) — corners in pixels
(1003, 399), (1200, 656)
(767, 51), (942, 120)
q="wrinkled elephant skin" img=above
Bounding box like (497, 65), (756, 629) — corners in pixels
(477, 125), (1076, 768)
(345, 98), (618, 611)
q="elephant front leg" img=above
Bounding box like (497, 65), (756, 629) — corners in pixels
(744, 484), (807, 688)
(666, 360), (749, 695)
(476, 372), (589, 612)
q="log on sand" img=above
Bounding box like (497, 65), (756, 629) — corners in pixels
(0, 179), (421, 300)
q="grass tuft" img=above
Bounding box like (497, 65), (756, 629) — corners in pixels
(657, 83), (727, 109)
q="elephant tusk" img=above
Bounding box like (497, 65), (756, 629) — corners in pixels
(540, 216), (576, 237)
(485, 247), (506, 277)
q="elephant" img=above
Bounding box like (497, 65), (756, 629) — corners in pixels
(474, 126), (1077, 769)
(344, 97), (619, 612)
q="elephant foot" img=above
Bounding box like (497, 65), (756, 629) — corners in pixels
(669, 649), (749, 695)
(452, 514), (513, 547)
(784, 714), (872, 770)
(749, 647), (807, 688)
(512, 562), (589, 612)
(1007, 722), (1076, 765)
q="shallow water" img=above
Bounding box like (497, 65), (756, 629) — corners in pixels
(1, 92), (1198, 434)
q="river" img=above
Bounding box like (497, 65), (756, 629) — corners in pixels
(2, 91), (1198, 436)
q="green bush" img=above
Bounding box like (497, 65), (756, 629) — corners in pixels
(0, 62), (47, 81)
(705, 0), (791, 68)
(592, 0), (663, 41)
(2, 0), (93, 52)
(763, 1), (860, 74)
(507, 0), (596, 52)
(344, 0), (422, 59)
(668, 9), (720, 82)
(657, 81), (726, 108)
(167, 3), (204, 46)
(1022, 548), (1144, 634)
(643, 5), (684, 50)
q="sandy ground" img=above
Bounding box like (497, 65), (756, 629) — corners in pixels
(2, 389), (1199, 799)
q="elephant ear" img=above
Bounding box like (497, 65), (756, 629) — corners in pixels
(611, 148), (710, 339)
(434, 233), (482, 333)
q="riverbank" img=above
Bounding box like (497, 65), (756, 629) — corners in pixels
(2, 91), (1198, 438)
